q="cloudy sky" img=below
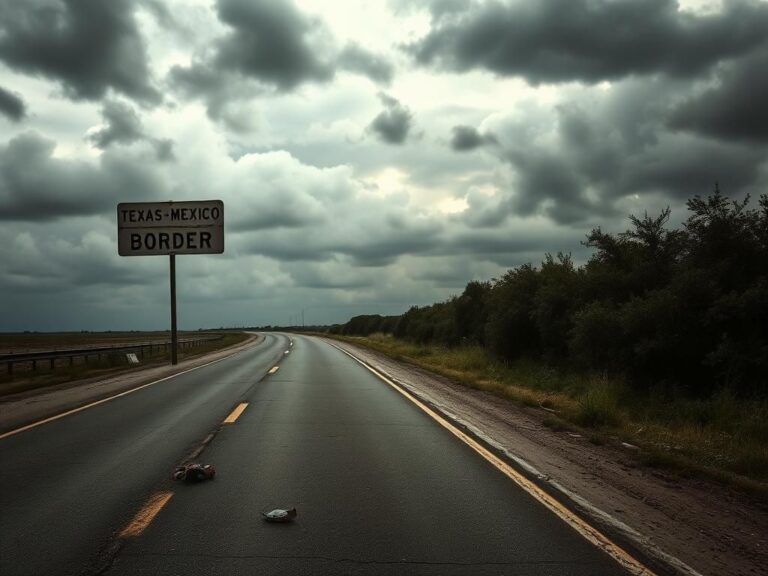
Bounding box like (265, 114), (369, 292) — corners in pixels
(1, 0), (766, 331)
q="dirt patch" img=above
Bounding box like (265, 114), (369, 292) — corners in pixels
(330, 339), (768, 576)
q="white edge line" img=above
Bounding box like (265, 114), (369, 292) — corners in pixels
(328, 340), (705, 576)
(0, 346), (248, 441)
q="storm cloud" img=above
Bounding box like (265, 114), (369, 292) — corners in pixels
(450, 125), (497, 151)
(169, 0), (396, 126)
(465, 76), (768, 225)
(409, 0), (768, 83)
(369, 93), (413, 144)
(213, 0), (334, 90)
(88, 101), (144, 149)
(168, 0), (336, 118)
(339, 44), (395, 84)
(0, 86), (27, 122)
(86, 100), (175, 160)
(0, 0), (160, 104)
(670, 46), (768, 143)
(0, 132), (163, 222)
(0, 0), (764, 331)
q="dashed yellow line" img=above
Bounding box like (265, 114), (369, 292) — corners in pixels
(119, 491), (173, 538)
(334, 345), (656, 576)
(223, 402), (248, 423)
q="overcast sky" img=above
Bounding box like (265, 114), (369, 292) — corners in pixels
(1, 0), (766, 331)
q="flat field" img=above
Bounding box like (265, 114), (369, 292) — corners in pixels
(0, 331), (192, 354)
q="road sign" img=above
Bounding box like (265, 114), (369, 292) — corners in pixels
(117, 200), (224, 256)
(117, 199), (225, 365)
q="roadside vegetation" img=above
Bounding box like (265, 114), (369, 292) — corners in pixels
(324, 187), (768, 490)
(0, 331), (249, 397)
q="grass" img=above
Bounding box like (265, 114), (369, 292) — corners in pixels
(0, 331), (249, 397)
(326, 332), (768, 494)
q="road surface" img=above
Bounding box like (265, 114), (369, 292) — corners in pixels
(0, 334), (632, 575)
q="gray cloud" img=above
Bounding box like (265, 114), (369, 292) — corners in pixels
(507, 148), (599, 224)
(369, 93), (413, 144)
(450, 125), (497, 151)
(237, 207), (443, 267)
(168, 0), (334, 128)
(87, 101), (175, 161)
(88, 101), (144, 149)
(169, 0), (397, 128)
(213, 0), (334, 90)
(670, 46), (768, 143)
(0, 86), (27, 122)
(339, 44), (394, 84)
(0, 132), (163, 222)
(0, 0), (160, 104)
(333, 217), (443, 266)
(620, 136), (764, 198)
(465, 75), (768, 226)
(408, 0), (768, 84)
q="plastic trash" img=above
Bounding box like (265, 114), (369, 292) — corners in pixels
(262, 508), (297, 523)
(173, 463), (216, 482)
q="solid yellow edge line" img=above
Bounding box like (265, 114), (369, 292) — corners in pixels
(119, 491), (173, 538)
(335, 345), (656, 576)
(0, 347), (246, 442)
(223, 402), (248, 424)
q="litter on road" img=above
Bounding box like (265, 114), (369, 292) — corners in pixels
(173, 463), (216, 482)
(262, 508), (297, 523)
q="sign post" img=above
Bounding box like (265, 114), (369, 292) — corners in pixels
(170, 253), (177, 364)
(117, 200), (224, 365)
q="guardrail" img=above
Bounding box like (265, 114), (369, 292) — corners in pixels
(0, 335), (223, 377)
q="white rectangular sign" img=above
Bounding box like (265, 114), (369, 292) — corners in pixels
(117, 200), (224, 256)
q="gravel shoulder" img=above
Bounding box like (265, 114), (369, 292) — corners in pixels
(0, 333), (262, 435)
(330, 338), (768, 576)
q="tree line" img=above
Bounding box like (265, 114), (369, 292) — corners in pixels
(332, 188), (768, 398)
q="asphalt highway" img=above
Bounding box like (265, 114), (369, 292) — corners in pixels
(0, 334), (630, 575)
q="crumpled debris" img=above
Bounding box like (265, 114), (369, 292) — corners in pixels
(262, 508), (297, 523)
(173, 463), (216, 482)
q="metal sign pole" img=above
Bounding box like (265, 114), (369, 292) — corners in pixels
(170, 254), (178, 365)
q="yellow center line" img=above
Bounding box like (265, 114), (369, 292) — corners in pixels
(119, 491), (173, 538)
(268, 366), (279, 374)
(223, 402), (248, 424)
(334, 345), (656, 576)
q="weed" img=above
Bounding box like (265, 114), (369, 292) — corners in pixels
(572, 376), (624, 428)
